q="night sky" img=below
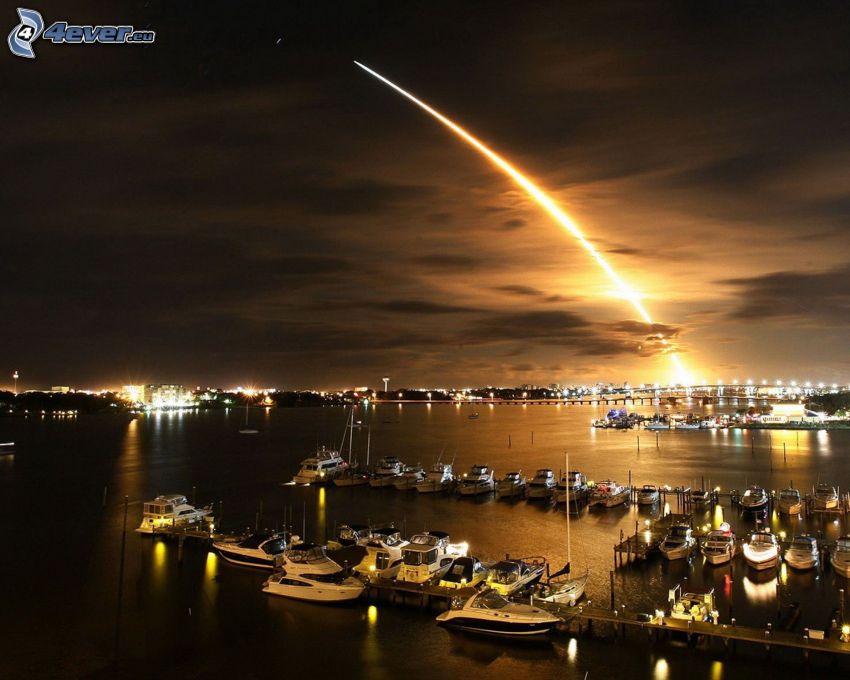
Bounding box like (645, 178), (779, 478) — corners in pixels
(4, 1), (850, 390)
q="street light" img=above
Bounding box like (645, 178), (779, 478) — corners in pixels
(12, 371), (18, 396)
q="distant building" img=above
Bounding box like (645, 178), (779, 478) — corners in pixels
(144, 384), (192, 408)
(51, 386), (71, 394)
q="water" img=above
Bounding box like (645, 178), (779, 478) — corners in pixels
(2, 403), (850, 679)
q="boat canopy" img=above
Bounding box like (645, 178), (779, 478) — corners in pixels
(442, 557), (483, 584)
(286, 544), (327, 562)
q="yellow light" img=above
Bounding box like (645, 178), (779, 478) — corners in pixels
(654, 658), (669, 680)
(355, 61), (689, 383)
(368, 564), (376, 572)
(567, 638), (578, 662)
(367, 605), (378, 626)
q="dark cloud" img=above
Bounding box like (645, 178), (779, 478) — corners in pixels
(411, 254), (483, 270)
(492, 285), (546, 297)
(500, 219), (527, 231)
(368, 300), (479, 315)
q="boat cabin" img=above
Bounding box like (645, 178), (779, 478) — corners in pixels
(668, 585), (715, 621)
(439, 556), (488, 589)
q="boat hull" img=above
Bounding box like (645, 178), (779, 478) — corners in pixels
(459, 483), (495, 496)
(526, 486), (553, 500)
(369, 475), (401, 488)
(333, 476), (370, 487)
(784, 553), (817, 570)
(497, 485), (526, 498)
(416, 481), (449, 493)
(262, 581), (364, 602)
(778, 502), (802, 515)
(745, 555), (778, 571)
(437, 617), (557, 637)
(702, 551), (732, 565)
(660, 545), (692, 561)
(831, 557), (850, 578)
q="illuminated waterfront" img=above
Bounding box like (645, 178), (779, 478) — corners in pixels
(3, 404), (850, 677)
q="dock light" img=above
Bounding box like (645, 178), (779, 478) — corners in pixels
(644, 520), (651, 527)
(655, 609), (665, 624)
(779, 531), (786, 540)
(842, 624), (850, 642)
(369, 564), (376, 572)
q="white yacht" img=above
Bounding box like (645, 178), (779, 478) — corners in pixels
(262, 543), (365, 603)
(526, 469), (556, 500)
(588, 480), (630, 508)
(416, 461), (454, 493)
(436, 590), (561, 638)
(743, 530), (779, 570)
(674, 421), (701, 431)
(136, 494), (213, 533)
(353, 527), (409, 579)
(739, 485), (768, 511)
(458, 465), (496, 496)
(392, 464), (426, 490)
(645, 420), (670, 431)
(701, 525), (736, 565)
(659, 524), (695, 561)
(292, 447), (347, 485)
(369, 456), (404, 487)
(637, 484), (660, 505)
(327, 524), (371, 550)
(485, 558), (546, 596)
(213, 532), (287, 569)
(831, 536), (850, 578)
(554, 471), (588, 504)
(496, 472), (527, 499)
(778, 487), (802, 515)
(397, 532), (468, 583)
(814, 483), (839, 511)
(784, 535), (818, 571)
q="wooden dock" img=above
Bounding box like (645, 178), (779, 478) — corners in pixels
(363, 576), (477, 610)
(614, 513), (693, 566)
(564, 605), (850, 658)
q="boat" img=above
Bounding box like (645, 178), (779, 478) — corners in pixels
(739, 485), (768, 511)
(637, 484), (659, 505)
(327, 524), (371, 550)
(262, 542), (365, 603)
(784, 535), (819, 571)
(238, 401), (259, 434)
(539, 451), (588, 605)
(368, 456), (404, 487)
(645, 420), (670, 431)
(353, 527), (409, 579)
(554, 470), (588, 504)
(212, 532), (287, 569)
(436, 590), (561, 638)
(416, 460), (454, 493)
(668, 584), (715, 622)
(397, 532), (468, 583)
(438, 556), (488, 589)
(485, 557), (546, 596)
(588, 480), (630, 508)
(674, 422), (701, 431)
(690, 488), (710, 505)
(659, 524), (695, 561)
(497, 471), (527, 499)
(777, 487), (802, 515)
(334, 416), (371, 486)
(742, 530), (779, 570)
(458, 465), (496, 496)
(0, 442), (13, 456)
(814, 483), (839, 511)
(292, 447), (347, 485)
(700, 524), (736, 565)
(526, 469), (556, 500)
(392, 464), (426, 490)
(699, 418), (718, 429)
(136, 494), (213, 533)
(831, 536), (850, 577)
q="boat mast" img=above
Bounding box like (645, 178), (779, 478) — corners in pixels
(565, 451), (571, 567)
(366, 426), (371, 467)
(348, 409), (354, 465)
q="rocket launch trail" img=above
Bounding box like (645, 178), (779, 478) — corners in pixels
(354, 60), (688, 382)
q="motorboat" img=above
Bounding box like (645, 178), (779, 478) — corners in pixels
(292, 447), (347, 485)
(136, 494), (213, 533)
(831, 536), (850, 577)
(778, 487), (803, 515)
(262, 543), (365, 603)
(645, 420), (670, 431)
(659, 524), (695, 561)
(392, 464), (426, 490)
(397, 532), (468, 583)
(436, 590), (561, 638)
(690, 488), (710, 505)
(416, 461), (454, 493)
(674, 422), (701, 431)
(554, 470), (588, 504)
(526, 469), (556, 500)
(368, 456), (404, 487)
(742, 530), (779, 570)
(699, 418), (719, 429)
(814, 483), (839, 511)
(212, 532), (287, 569)
(496, 471), (527, 499)
(588, 480), (630, 508)
(668, 585), (715, 622)
(637, 484), (660, 505)
(327, 524), (371, 550)
(700, 524), (736, 565)
(438, 556), (488, 589)
(458, 465), (496, 496)
(784, 535), (818, 571)
(739, 485), (768, 511)
(485, 557), (546, 596)
(353, 527), (409, 579)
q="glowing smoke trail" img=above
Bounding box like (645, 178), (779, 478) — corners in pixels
(354, 61), (688, 382)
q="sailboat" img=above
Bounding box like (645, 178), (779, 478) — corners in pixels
(540, 452), (588, 606)
(334, 411), (371, 486)
(239, 399), (259, 434)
